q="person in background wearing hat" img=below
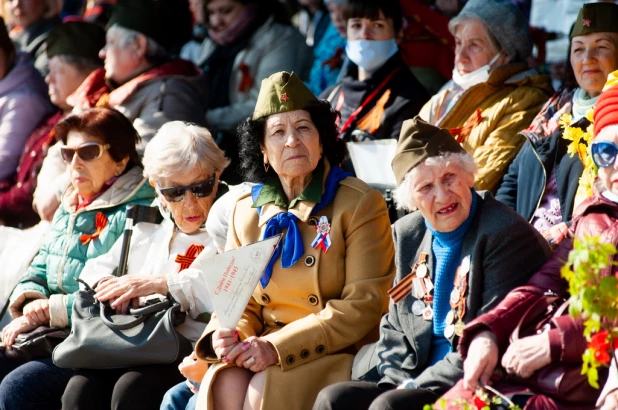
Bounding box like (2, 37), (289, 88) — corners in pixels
(0, 21), (105, 228)
(192, 71), (395, 410)
(0, 16), (54, 194)
(495, 2), (618, 247)
(439, 72), (618, 410)
(419, 0), (553, 193)
(306, 0), (347, 96)
(181, 0), (311, 184)
(322, 0), (429, 142)
(313, 117), (550, 410)
(6, 0), (62, 76)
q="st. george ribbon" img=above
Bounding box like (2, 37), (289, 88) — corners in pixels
(191, 235), (281, 328)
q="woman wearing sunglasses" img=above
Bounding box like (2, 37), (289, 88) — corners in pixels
(60, 121), (230, 410)
(436, 75), (618, 410)
(190, 72), (395, 410)
(0, 107), (156, 410)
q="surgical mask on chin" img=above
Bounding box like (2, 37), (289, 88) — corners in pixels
(451, 52), (502, 90)
(346, 38), (399, 74)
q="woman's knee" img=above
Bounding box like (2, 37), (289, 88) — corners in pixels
(212, 367), (253, 410)
(244, 371), (266, 410)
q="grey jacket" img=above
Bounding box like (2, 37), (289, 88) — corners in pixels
(370, 191), (551, 393)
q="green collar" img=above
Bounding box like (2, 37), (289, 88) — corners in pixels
(253, 162), (324, 210)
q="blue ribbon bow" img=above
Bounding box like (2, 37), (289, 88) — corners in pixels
(253, 166), (352, 288)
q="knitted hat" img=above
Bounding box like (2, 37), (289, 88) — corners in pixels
(456, 0), (531, 61)
(571, 3), (618, 39)
(594, 70), (618, 136)
(108, 0), (192, 52)
(252, 72), (319, 120)
(47, 22), (106, 63)
(392, 117), (466, 185)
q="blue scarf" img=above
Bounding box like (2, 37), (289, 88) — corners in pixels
(252, 166), (352, 288)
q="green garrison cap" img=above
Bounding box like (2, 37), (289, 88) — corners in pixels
(252, 72), (319, 120)
(392, 116), (466, 185)
(47, 22), (106, 62)
(571, 3), (618, 39)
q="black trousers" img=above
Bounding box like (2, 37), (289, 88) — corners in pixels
(61, 360), (186, 410)
(313, 381), (439, 410)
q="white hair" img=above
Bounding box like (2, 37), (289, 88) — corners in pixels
(107, 24), (169, 60)
(143, 122), (231, 182)
(448, 15), (501, 54)
(393, 152), (478, 212)
(595, 124), (618, 142)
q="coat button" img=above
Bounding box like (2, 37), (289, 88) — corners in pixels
(16, 182), (22, 188)
(300, 349), (310, 359)
(304, 255), (315, 267)
(315, 345), (325, 354)
(286, 355), (296, 365)
(308, 294), (319, 305)
(274, 320), (285, 327)
(261, 294), (270, 304)
(30, 150), (36, 157)
(308, 217), (319, 226)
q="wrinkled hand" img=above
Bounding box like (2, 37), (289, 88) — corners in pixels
(228, 336), (278, 373)
(541, 222), (568, 246)
(34, 195), (60, 222)
(601, 390), (618, 410)
(463, 330), (499, 390)
(502, 333), (551, 379)
(1, 316), (39, 349)
(94, 275), (168, 309)
(179, 351), (208, 383)
(212, 328), (239, 361)
(22, 299), (50, 325)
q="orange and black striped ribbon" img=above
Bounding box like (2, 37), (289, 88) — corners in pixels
(175, 244), (205, 272)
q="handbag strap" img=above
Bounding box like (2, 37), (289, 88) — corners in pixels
(99, 300), (172, 331)
(511, 294), (566, 341)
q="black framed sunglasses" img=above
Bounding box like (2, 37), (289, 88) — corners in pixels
(61, 142), (110, 163)
(158, 177), (217, 203)
(591, 141), (618, 168)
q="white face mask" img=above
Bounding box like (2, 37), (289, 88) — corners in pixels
(451, 52), (502, 90)
(346, 38), (399, 74)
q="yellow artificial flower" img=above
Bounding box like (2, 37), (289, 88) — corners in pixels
(559, 113), (573, 128)
(586, 107), (595, 124)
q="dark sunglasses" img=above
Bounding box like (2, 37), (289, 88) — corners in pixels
(158, 177), (217, 203)
(591, 141), (618, 168)
(61, 142), (110, 163)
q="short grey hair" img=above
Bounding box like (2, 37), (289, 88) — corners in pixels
(393, 152), (477, 211)
(448, 15), (502, 55)
(108, 24), (169, 60)
(143, 122), (231, 182)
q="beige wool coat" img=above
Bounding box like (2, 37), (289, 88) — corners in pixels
(195, 166), (395, 410)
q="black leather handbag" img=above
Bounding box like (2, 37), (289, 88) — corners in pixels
(52, 204), (192, 369)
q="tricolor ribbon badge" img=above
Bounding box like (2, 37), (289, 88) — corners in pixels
(311, 216), (331, 253)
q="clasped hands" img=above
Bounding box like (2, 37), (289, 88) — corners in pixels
(212, 328), (278, 373)
(93, 275), (169, 314)
(463, 330), (552, 391)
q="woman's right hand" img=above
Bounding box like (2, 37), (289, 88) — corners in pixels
(1, 315), (39, 349)
(463, 330), (499, 390)
(212, 328), (239, 362)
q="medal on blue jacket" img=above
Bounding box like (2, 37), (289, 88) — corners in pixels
(311, 216), (332, 253)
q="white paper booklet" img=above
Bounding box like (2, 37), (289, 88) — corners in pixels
(191, 235), (281, 328)
(347, 139), (398, 187)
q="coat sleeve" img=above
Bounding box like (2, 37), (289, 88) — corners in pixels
(494, 140), (525, 211)
(206, 29), (312, 132)
(472, 87), (549, 192)
(262, 189), (395, 371)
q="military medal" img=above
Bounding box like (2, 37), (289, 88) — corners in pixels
(311, 216), (332, 253)
(422, 306), (434, 321)
(445, 310), (456, 325)
(416, 264), (427, 278)
(449, 288), (461, 304)
(444, 261), (470, 338)
(387, 252), (430, 303)
(454, 320), (465, 337)
(444, 324), (455, 338)
(412, 300), (425, 316)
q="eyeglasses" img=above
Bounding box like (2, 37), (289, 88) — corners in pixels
(61, 142), (111, 163)
(157, 177), (217, 203)
(591, 141), (618, 168)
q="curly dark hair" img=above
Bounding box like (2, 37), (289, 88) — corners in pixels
(237, 100), (348, 183)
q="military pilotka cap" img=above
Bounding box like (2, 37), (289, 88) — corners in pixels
(252, 72), (319, 120)
(571, 3), (618, 39)
(392, 117), (466, 185)
(47, 22), (106, 62)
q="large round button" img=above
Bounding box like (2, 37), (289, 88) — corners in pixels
(286, 355), (296, 365)
(300, 349), (310, 359)
(315, 345), (325, 354)
(308, 217), (319, 226)
(304, 255), (315, 267)
(260, 294), (270, 304)
(308, 294), (319, 305)
(274, 320), (285, 327)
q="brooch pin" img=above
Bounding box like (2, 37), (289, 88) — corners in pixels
(311, 216), (331, 253)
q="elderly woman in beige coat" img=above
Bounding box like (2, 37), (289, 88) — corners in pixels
(193, 71), (395, 410)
